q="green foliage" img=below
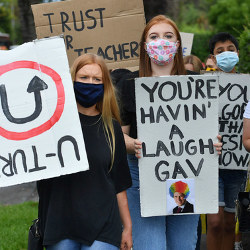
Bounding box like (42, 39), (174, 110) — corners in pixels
(177, 1), (214, 62)
(238, 24), (250, 73)
(208, 0), (250, 38)
(0, 0), (23, 45)
(178, 1), (212, 30)
(0, 202), (38, 250)
(177, 0), (250, 67)
(191, 33), (212, 62)
(0, 1), (11, 34)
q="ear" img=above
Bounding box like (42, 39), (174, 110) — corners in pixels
(211, 54), (217, 65)
(237, 50), (240, 56)
(144, 42), (147, 51)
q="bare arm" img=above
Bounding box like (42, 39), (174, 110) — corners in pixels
(117, 191), (132, 250)
(243, 118), (250, 152)
(122, 125), (142, 158)
(214, 134), (222, 155)
(122, 125), (135, 154)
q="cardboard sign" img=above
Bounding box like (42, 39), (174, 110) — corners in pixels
(135, 75), (219, 217)
(32, 0), (145, 69)
(0, 36), (89, 187)
(180, 32), (194, 57)
(218, 73), (250, 170)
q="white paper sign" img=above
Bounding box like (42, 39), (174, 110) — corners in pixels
(218, 73), (250, 170)
(135, 75), (219, 217)
(0, 36), (89, 187)
(180, 32), (194, 57)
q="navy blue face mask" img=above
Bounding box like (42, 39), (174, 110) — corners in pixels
(74, 81), (104, 108)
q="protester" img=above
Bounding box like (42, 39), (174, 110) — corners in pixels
(183, 54), (204, 73)
(243, 101), (250, 152)
(37, 53), (132, 250)
(118, 15), (222, 250)
(205, 54), (218, 71)
(209, 32), (239, 73)
(206, 32), (247, 250)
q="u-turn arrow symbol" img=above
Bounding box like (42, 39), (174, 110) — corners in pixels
(0, 76), (48, 124)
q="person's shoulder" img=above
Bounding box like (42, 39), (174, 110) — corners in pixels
(185, 201), (194, 209)
(121, 70), (139, 82)
(112, 119), (123, 132)
(119, 70), (139, 93)
(111, 68), (132, 87)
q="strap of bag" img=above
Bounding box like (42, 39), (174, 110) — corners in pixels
(245, 161), (250, 192)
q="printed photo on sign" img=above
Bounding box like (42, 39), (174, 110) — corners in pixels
(0, 36), (89, 187)
(167, 179), (195, 215)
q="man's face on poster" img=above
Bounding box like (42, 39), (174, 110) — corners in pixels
(174, 192), (186, 206)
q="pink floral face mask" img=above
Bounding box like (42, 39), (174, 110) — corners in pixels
(146, 39), (178, 66)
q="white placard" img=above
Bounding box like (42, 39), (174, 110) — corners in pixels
(180, 32), (194, 57)
(0, 36), (89, 187)
(135, 75), (219, 217)
(218, 73), (250, 170)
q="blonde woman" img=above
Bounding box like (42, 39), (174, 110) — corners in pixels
(37, 54), (132, 250)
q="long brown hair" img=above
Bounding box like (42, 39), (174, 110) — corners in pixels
(71, 53), (120, 169)
(139, 15), (186, 77)
(183, 55), (204, 73)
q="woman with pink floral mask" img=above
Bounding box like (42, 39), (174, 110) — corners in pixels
(118, 15), (222, 250)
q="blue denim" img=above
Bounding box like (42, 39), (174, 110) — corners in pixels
(127, 154), (199, 250)
(46, 239), (119, 250)
(219, 169), (247, 213)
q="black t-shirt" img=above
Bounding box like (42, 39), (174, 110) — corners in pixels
(120, 70), (198, 139)
(37, 113), (132, 247)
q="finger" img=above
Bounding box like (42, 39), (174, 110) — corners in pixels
(217, 134), (222, 140)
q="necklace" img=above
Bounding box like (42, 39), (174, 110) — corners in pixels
(82, 114), (102, 126)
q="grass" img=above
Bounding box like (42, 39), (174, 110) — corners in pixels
(0, 201), (38, 250)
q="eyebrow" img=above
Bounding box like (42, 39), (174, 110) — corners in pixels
(149, 31), (174, 36)
(216, 45), (236, 51)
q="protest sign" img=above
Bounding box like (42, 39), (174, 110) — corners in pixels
(0, 36), (89, 187)
(180, 32), (193, 57)
(135, 75), (219, 217)
(218, 73), (250, 170)
(32, 0), (145, 69)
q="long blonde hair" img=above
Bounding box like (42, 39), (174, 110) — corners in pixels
(71, 54), (120, 169)
(139, 15), (186, 77)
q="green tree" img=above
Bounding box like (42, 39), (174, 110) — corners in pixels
(0, 0), (12, 34)
(0, 0), (23, 45)
(177, 1), (214, 61)
(238, 25), (250, 73)
(208, 0), (250, 38)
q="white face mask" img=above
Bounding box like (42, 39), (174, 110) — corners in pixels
(146, 39), (178, 66)
(215, 51), (239, 72)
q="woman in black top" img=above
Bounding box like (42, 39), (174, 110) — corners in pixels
(37, 54), (132, 250)
(119, 15), (222, 250)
